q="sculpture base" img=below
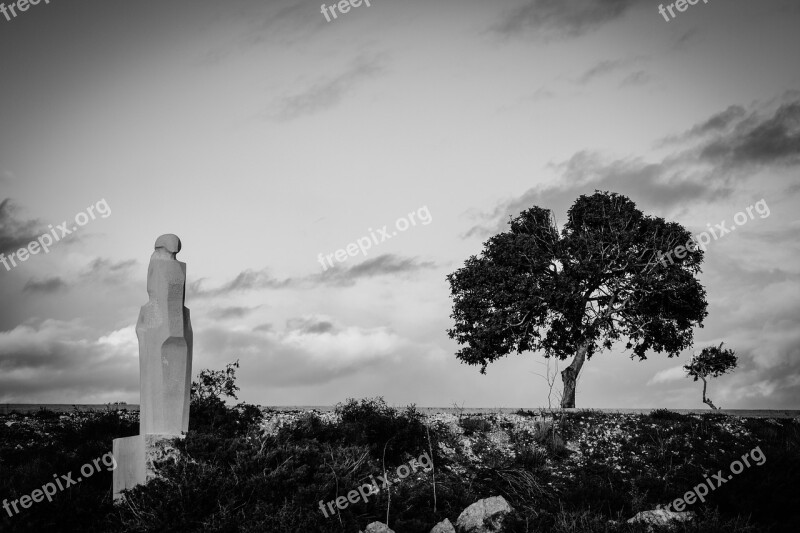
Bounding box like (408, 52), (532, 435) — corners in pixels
(112, 433), (185, 500)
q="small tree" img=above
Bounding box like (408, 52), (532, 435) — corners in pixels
(684, 343), (737, 409)
(190, 360), (263, 434)
(192, 360), (240, 401)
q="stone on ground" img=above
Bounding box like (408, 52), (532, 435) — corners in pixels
(360, 522), (395, 533)
(627, 509), (696, 526)
(430, 517), (456, 533)
(456, 495), (513, 533)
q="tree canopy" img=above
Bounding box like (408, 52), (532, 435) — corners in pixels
(684, 342), (738, 409)
(447, 191), (709, 407)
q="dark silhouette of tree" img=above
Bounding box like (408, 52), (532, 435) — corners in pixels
(192, 360), (240, 401)
(684, 342), (738, 409)
(190, 360), (263, 434)
(447, 191), (708, 407)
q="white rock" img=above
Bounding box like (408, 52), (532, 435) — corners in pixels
(627, 509), (695, 526)
(362, 521), (395, 533)
(430, 518), (456, 533)
(456, 495), (513, 533)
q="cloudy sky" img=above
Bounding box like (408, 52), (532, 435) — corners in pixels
(1, 0), (798, 409)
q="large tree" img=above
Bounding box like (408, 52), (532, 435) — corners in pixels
(447, 191), (708, 407)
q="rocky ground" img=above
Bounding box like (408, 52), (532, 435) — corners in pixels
(257, 407), (799, 532)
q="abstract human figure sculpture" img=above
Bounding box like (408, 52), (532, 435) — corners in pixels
(137, 234), (193, 434)
(112, 234), (193, 500)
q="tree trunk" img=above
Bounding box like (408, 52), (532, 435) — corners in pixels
(701, 377), (718, 409)
(560, 341), (590, 408)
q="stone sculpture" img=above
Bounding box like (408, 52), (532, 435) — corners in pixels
(138, 234), (193, 434)
(112, 234), (193, 500)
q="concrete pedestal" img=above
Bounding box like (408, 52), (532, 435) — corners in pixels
(112, 434), (186, 500)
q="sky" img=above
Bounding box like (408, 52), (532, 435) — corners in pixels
(1, 0), (798, 409)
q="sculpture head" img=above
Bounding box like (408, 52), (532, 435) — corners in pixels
(152, 234), (182, 260)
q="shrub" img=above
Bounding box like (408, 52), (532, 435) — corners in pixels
(649, 408), (686, 421)
(0, 409), (138, 533)
(189, 361), (263, 436)
(513, 442), (549, 471)
(529, 419), (568, 457)
(459, 417), (493, 435)
(33, 408), (60, 420)
(333, 397), (429, 464)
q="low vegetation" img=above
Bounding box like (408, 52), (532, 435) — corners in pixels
(1, 370), (798, 532)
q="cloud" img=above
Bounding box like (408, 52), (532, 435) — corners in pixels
(235, 0), (320, 47)
(703, 265), (800, 372)
(286, 317), (336, 334)
(652, 262), (800, 408)
(311, 254), (437, 287)
(647, 365), (686, 385)
(0, 321), (138, 402)
(191, 254), (436, 297)
(0, 199), (42, 255)
(466, 96), (800, 237)
(659, 98), (800, 166)
(698, 100), (800, 168)
(198, 0), (326, 65)
(190, 269), (292, 297)
(675, 28), (698, 48)
(705, 363), (800, 409)
(619, 70), (651, 87)
(197, 316), (409, 387)
(281, 320), (401, 369)
(682, 105), (747, 140)
(0, 314), (408, 401)
(208, 306), (261, 320)
(268, 56), (385, 121)
(0, 199), (106, 259)
(0, 170), (16, 183)
(574, 59), (629, 84)
(464, 150), (711, 237)
(569, 57), (647, 86)
(80, 258), (137, 283)
(493, 0), (638, 39)
(529, 87), (555, 101)
(23, 277), (68, 294)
